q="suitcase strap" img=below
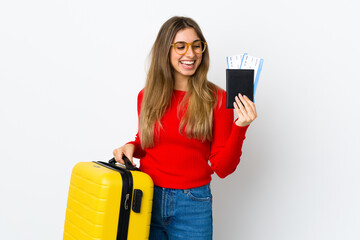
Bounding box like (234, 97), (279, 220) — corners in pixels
(95, 159), (134, 240)
(109, 155), (139, 171)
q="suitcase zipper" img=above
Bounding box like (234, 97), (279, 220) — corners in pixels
(124, 193), (130, 210)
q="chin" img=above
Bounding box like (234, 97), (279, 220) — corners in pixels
(180, 66), (199, 76)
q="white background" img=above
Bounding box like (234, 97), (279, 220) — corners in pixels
(1, 0), (359, 239)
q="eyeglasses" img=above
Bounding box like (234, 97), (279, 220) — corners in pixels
(170, 40), (207, 55)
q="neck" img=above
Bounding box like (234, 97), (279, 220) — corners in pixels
(174, 74), (189, 91)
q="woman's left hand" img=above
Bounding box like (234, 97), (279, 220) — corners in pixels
(233, 94), (257, 127)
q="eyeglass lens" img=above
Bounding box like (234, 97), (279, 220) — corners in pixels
(174, 40), (205, 55)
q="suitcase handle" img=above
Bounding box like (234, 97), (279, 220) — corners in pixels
(109, 155), (138, 171)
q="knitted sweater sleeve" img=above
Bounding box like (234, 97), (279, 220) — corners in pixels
(126, 89), (146, 158)
(209, 90), (249, 178)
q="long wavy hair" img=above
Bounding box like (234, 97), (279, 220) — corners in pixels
(139, 16), (219, 149)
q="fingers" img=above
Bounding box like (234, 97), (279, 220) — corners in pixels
(243, 95), (257, 117)
(113, 148), (125, 164)
(234, 96), (247, 118)
(234, 94), (257, 127)
(236, 94), (257, 119)
(233, 101), (243, 116)
(113, 144), (136, 167)
(124, 144), (136, 166)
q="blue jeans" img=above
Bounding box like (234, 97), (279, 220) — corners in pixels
(149, 184), (213, 240)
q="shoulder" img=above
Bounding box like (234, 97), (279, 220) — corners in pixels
(208, 81), (225, 97)
(138, 88), (145, 97)
(208, 82), (226, 111)
(210, 84), (234, 122)
(137, 88), (145, 101)
(135, 88), (145, 112)
(216, 87), (226, 101)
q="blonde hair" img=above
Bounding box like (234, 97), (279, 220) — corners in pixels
(139, 16), (219, 149)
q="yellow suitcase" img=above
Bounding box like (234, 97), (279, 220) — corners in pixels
(63, 156), (154, 240)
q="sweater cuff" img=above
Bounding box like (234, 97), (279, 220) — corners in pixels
(232, 121), (249, 138)
(126, 141), (137, 147)
(126, 141), (145, 159)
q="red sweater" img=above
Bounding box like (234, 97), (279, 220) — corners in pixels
(128, 88), (248, 189)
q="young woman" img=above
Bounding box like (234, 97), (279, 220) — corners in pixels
(113, 16), (257, 240)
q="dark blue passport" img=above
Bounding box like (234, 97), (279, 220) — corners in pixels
(226, 69), (254, 109)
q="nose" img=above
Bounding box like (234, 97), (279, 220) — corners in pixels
(185, 45), (196, 58)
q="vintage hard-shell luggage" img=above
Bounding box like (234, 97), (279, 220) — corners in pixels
(63, 156), (154, 240)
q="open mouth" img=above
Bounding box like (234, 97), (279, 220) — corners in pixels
(180, 60), (195, 69)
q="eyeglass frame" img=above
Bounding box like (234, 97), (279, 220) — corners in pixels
(170, 40), (207, 55)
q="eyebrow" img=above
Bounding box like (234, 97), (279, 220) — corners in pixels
(173, 39), (201, 43)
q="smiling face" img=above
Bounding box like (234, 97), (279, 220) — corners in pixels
(170, 28), (203, 84)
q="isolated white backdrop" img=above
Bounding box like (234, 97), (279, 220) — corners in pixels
(1, 0), (359, 239)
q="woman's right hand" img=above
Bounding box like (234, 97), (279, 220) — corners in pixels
(113, 144), (136, 166)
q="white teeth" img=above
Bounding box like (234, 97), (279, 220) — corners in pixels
(181, 61), (194, 65)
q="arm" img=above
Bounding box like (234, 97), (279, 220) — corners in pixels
(126, 89), (146, 158)
(126, 132), (146, 159)
(209, 91), (256, 178)
(113, 89), (146, 164)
